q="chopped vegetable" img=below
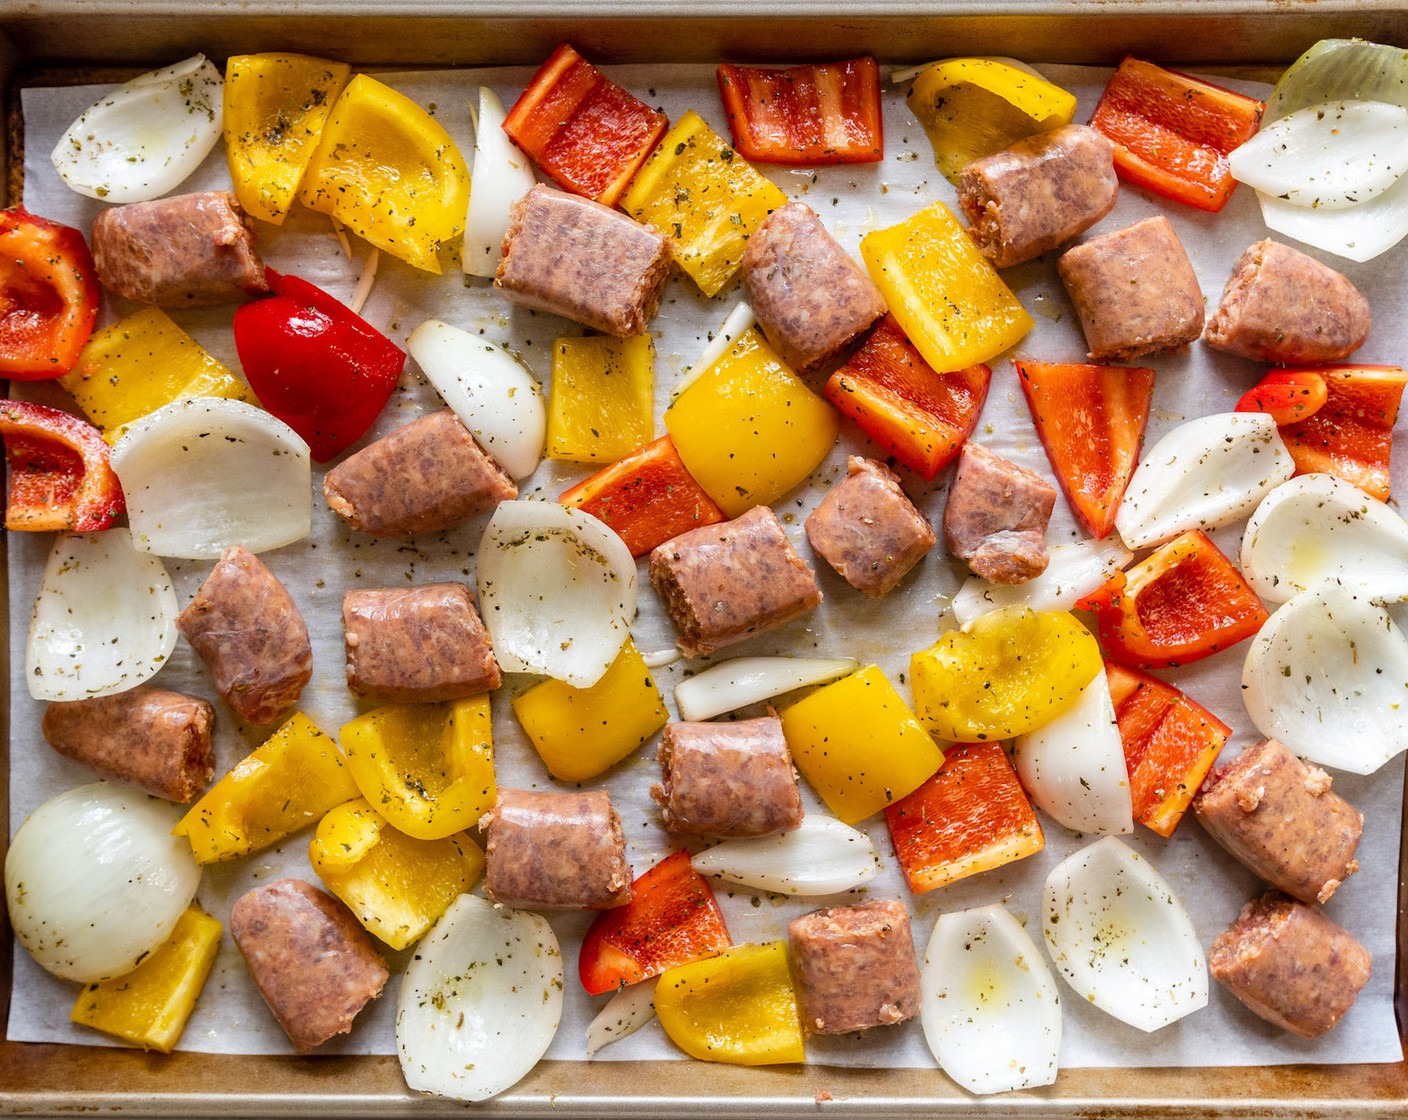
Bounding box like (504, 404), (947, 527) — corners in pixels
(1254, 169), (1408, 262)
(463, 86), (537, 278)
(690, 815), (880, 897)
(679, 302), (757, 397)
(0, 399), (124, 532)
(1263, 37), (1408, 121)
(716, 57), (883, 165)
(672, 655), (857, 723)
(547, 333), (655, 464)
(0, 207), (99, 379)
(1233, 368), (1328, 425)
(950, 537), (1132, 627)
(586, 982), (657, 1056)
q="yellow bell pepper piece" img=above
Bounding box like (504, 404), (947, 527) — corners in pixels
(173, 712), (357, 864)
(339, 695), (495, 841)
(621, 110), (788, 297)
(69, 905), (222, 1053)
(511, 638), (669, 783)
(664, 327), (838, 518)
(309, 798), (485, 950)
(655, 941), (804, 1066)
(861, 199), (1033, 373)
(547, 334), (655, 464)
(778, 664), (944, 825)
(907, 57), (1077, 184)
(60, 307), (253, 444)
(224, 53), (351, 224)
(300, 74), (470, 273)
(909, 606), (1103, 742)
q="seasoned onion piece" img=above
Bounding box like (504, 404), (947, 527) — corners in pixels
(673, 655), (858, 722)
(690, 815), (880, 896)
(462, 87), (537, 279)
(585, 981), (657, 1057)
(951, 537), (1132, 626)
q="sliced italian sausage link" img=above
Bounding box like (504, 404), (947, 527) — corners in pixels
(942, 441), (1055, 584)
(788, 899), (922, 1035)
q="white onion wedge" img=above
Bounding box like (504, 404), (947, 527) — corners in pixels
(110, 398), (311, 559)
(477, 502), (637, 687)
(462, 87), (537, 279)
(585, 981), (657, 1057)
(406, 319), (546, 479)
(1114, 412), (1294, 550)
(690, 815), (880, 896)
(674, 302), (756, 399)
(396, 894), (562, 1102)
(673, 656), (858, 721)
(1264, 37), (1408, 123)
(26, 529), (178, 702)
(1042, 837), (1207, 1032)
(1255, 170), (1408, 263)
(1241, 473), (1408, 604)
(1242, 582), (1408, 774)
(921, 904), (1061, 1095)
(951, 537), (1132, 626)
(1012, 668), (1133, 836)
(51, 55), (223, 203)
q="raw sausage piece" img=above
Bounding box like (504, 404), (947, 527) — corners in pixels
(1057, 215), (1205, 362)
(1193, 738), (1362, 906)
(1204, 239), (1372, 364)
(230, 878), (389, 1050)
(942, 441), (1056, 584)
(91, 191), (268, 306)
(958, 123), (1119, 268)
(495, 183), (672, 338)
(805, 455), (935, 598)
(480, 788), (632, 910)
(41, 686), (215, 802)
(741, 202), (887, 373)
(342, 582), (501, 703)
(649, 504), (823, 658)
(1209, 890), (1371, 1039)
(323, 409), (516, 537)
(652, 715), (804, 839)
(177, 546), (312, 726)
(788, 899), (922, 1034)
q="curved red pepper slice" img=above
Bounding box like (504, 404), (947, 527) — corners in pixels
(0, 399), (124, 531)
(0, 207), (100, 380)
(716, 57), (883, 165)
(1234, 369), (1329, 426)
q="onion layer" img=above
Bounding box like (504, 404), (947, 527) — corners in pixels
(462, 87), (537, 279)
(585, 981), (657, 1056)
(690, 815), (880, 896)
(673, 655), (858, 722)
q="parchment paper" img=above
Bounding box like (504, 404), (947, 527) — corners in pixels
(7, 61), (1406, 1078)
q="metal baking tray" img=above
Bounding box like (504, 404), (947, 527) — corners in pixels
(2, 2), (1406, 1115)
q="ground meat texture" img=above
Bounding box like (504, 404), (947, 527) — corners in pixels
(495, 184), (672, 337)
(480, 788), (632, 910)
(652, 715), (803, 839)
(788, 899), (921, 1034)
(41, 686), (214, 802)
(91, 191), (268, 306)
(322, 409), (516, 538)
(1057, 215), (1205, 362)
(1209, 890), (1371, 1039)
(177, 546), (312, 726)
(230, 878), (389, 1051)
(943, 441), (1056, 584)
(1193, 738), (1362, 906)
(1204, 239), (1372, 364)
(958, 123), (1119, 269)
(649, 504), (822, 658)
(740, 202), (886, 373)
(342, 582), (501, 703)
(805, 455), (935, 598)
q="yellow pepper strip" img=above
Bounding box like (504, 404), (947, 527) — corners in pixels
(655, 941), (805, 1066)
(224, 53), (351, 224)
(300, 74), (470, 273)
(173, 712), (357, 864)
(907, 57), (1077, 184)
(778, 664), (944, 825)
(665, 326), (839, 518)
(621, 110), (788, 297)
(909, 606), (1103, 742)
(59, 306), (252, 444)
(511, 638), (669, 783)
(339, 695), (495, 841)
(861, 200), (1033, 373)
(309, 797), (485, 950)
(547, 334), (655, 464)
(69, 906), (222, 1053)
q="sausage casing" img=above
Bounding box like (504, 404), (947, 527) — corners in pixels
(788, 899), (922, 1034)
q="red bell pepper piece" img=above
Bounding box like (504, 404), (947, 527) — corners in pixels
(1233, 369), (1329, 426)
(0, 207), (100, 380)
(503, 43), (668, 207)
(578, 849), (732, 996)
(823, 314), (991, 479)
(1077, 529), (1269, 669)
(716, 57), (883, 165)
(1237, 365), (1406, 502)
(232, 268), (405, 462)
(1106, 661), (1231, 838)
(1015, 359), (1155, 539)
(1088, 57), (1264, 213)
(0, 399), (124, 531)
